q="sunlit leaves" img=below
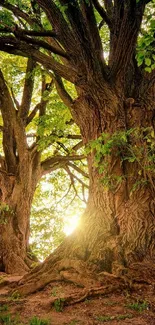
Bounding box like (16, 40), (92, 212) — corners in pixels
(136, 2), (155, 72)
(30, 169), (86, 260)
(0, 9), (14, 28)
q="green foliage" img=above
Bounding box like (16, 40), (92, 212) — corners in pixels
(126, 300), (149, 312)
(87, 127), (155, 190)
(29, 316), (49, 325)
(53, 298), (65, 312)
(136, 1), (155, 71)
(0, 9), (15, 28)
(9, 290), (21, 301)
(0, 313), (11, 325)
(0, 305), (8, 312)
(0, 308), (49, 325)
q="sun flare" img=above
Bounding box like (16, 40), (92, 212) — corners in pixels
(64, 214), (79, 236)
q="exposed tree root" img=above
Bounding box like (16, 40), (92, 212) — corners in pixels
(49, 283), (127, 309)
(12, 258), (99, 296)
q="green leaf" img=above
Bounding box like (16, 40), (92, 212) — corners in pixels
(145, 57), (151, 66)
(145, 67), (152, 73)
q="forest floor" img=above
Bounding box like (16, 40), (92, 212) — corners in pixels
(0, 271), (155, 325)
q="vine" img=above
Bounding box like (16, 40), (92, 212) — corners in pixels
(87, 127), (155, 191)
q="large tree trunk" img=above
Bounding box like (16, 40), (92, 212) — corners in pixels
(17, 82), (155, 295)
(0, 158), (40, 274)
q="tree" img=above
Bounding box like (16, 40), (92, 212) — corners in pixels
(0, 53), (86, 274)
(0, 0), (154, 294)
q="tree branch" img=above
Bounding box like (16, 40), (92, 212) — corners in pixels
(54, 75), (73, 108)
(92, 0), (112, 30)
(10, 88), (20, 110)
(19, 58), (36, 120)
(13, 30), (69, 59)
(71, 141), (83, 152)
(41, 154), (85, 175)
(109, 1), (145, 78)
(26, 103), (40, 125)
(0, 70), (17, 173)
(0, 27), (57, 38)
(68, 162), (89, 179)
(0, 37), (77, 83)
(36, 0), (75, 50)
(0, 1), (39, 26)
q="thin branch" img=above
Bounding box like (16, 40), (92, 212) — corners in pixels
(68, 170), (89, 189)
(71, 140), (83, 152)
(16, 29), (57, 37)
(0, 38), (77, 83)
(10, 88), (20, 110)
(26, 103), (40, 125)
(0, 25), (68, 58)
(41, 154), (86, 174)
(0, 26), (57, 38)
(0, 1), (38, 26)
(56, 142), (70, 154)
(92, 0), (113, 30)
(64, 165), (88, 201)
(13, 31), (69, 59)
(56, 183), (72, 205)
(54, 75), (73, 108)
(68, 162), (89, 179)
(64, 165), (81, 201)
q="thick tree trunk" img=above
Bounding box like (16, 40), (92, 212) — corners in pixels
(17, 83), (155, 295)
(0, 161), (40, 274)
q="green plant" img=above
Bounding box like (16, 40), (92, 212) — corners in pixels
(116, 314), (133, 320)
(53, 297), (65, 312)
(96, 315), (114, 322)
(0, 305), (8, 312)
(9, 290), (21, 301)
(29, 316), (49, 325)
(126, 300), (149, 312)
(87, 127), (155, 191)
(0, 314), (11, 324)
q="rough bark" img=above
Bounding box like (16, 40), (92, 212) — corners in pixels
(0, 149), (42, 274)
(16, 81), (155, 295)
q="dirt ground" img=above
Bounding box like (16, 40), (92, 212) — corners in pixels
(0, 271), (155, 325)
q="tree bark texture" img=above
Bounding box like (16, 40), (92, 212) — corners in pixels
(0, 167), (39, 274)
(17, 80), (155, 295)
